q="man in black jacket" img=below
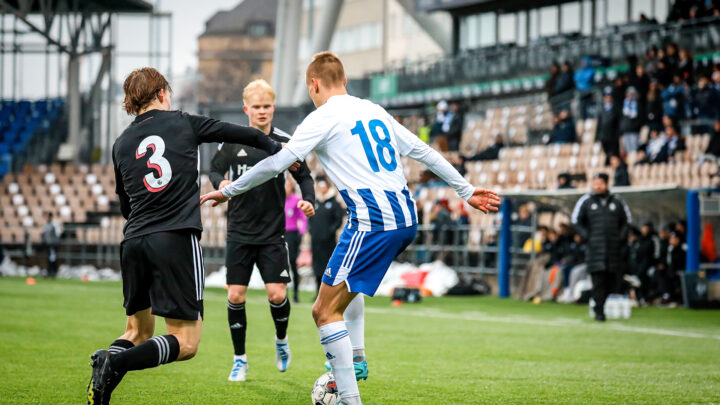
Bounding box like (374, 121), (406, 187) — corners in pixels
(309, 176), (346, 295)
(571, 173), (631, 321)
(635, 223), (661, 303)
(597, 89), (621, 162)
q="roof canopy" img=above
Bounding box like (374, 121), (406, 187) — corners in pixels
(1, 0), (153, 13)
(417, 0), (579, 14)
(502, 184), (689, 224)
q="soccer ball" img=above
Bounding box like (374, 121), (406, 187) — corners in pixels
(311, 372), (338, 405)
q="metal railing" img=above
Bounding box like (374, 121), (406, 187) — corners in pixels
(369, 17), (720, 96)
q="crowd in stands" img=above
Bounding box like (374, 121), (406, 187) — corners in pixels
(516, 202), (689, 307)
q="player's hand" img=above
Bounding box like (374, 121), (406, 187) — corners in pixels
(218, 180), (232, 189)
(288, 162), (301, 172)
(467, 188), (501, 214)
(200, 190), (230, 207)
(298, 200), (315, 217)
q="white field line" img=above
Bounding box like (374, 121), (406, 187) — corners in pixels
(363, 306), (720, 341)
(210, 294), (720, 341)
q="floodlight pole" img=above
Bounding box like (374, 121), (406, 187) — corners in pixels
(498, 198), (512, 298)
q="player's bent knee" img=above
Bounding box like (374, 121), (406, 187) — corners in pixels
(227, 289), (246, 304)
(268, 290), (286, 304)
(177, 340), (199, 361)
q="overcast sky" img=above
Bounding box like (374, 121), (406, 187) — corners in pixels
(0, 0), (243, 100)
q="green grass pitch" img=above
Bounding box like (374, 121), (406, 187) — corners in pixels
(1, 277), (719, 404)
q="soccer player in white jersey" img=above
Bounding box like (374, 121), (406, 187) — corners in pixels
(201, 52), (500, 405)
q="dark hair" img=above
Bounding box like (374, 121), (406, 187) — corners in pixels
(593, 173), (609, 183)
(122, 67), (172, 115)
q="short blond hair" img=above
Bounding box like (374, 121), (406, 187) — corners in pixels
(242, 79), (275, 104)
(306, 51), (345, 87)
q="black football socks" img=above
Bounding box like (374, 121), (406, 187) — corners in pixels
(228, 301), (247, 355)
(109, 335), (179, 372)
(269, 297), (291, 340)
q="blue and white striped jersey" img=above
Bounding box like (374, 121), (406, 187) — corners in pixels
(285, 95), (475, 232)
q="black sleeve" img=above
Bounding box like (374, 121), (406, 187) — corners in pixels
(184, 113), (282, 155)
(209, 148), (230, 190)
(572, 199), (589, 241)
(290, 162), (315, 205)
(112, 150), (131, 220)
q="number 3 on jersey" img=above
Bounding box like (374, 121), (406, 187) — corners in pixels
(136, 135), (172, 192)
(351, 119), (397, 172)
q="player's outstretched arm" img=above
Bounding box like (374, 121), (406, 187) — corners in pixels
(186, 113), (282, 155)
(200, 148), (299, 206)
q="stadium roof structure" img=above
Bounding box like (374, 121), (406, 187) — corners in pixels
(417, 0), (580, 14)
(0, 0), (152, 13)
(503, 184), (688, 223)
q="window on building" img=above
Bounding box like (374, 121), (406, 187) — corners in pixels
(561, 2), (581, 33)
(498, 13), (516, 44)
(247, 23), (268, 37)
(581, 0), (593, 35)
(539, 6), (558, 37)
(607, 0), (628, 25)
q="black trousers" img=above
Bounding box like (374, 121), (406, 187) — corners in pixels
(311, 238), (336, 293)
(591, 271), (621, 315)
(285, 231), (301, 299)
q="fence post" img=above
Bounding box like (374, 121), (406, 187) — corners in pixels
(498, 198), (512, 298)
(686, 189), (700, 274)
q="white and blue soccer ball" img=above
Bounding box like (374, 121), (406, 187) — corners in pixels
(311, 372), (338, 405)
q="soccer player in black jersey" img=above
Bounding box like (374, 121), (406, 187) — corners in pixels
(86, 68), (287, 404)
(209, 80), (315, 381)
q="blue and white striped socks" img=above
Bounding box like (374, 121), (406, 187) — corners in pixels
(318, 321), (361, 405)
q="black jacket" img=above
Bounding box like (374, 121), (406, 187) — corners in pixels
(549, 118), (577, 144)
(209, 127), (314, 244)
(596, 103), (620, 143)
(309, 191), (345, 243)
(705, 130), (720, 156)
(613, 163), (631, 186)
(571, 192), (631, 273)
(635, 233), (660, 275)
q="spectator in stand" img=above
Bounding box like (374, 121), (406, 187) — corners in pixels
(662, 74), (687, 120)
(431, 100), (449, 150)
(308, 176), (345, 296)
(692, 76), (720, 133)
(455, 202), (470, 246)
(611, 75), (629, 106)
(665, 43), (680, 75)
(445, 102), (464, 151)
(431, 199), (454, 251)
(678, 49), (695, 85)
(574, 56), (596, 119)
(644, 47), (660, 80)
(668, 0), (703, 21)
(557, 172), (573, 189)
(639, 13), (659, 23)
(417, 117), (431, 144)
(711, 0), (720, 16)
(630, 65), (650, 114)
(513, 204), (533, 249)
(553, 61), (575, 111)
(662, 124), (687, 162)
(546, 62), (560, 100)
(656, 48), (672, 86)
(705, 120), (720, 156)
(620, 87), (643, 153)
(549, 110), (577, 144)
(646, 79), (664, 131)
(572, 173), (631, 322)
(637, 128), (668, 164)
(610, 155), (631, 186)
(596, 87), (621, 161)
(463, 134), (503, 162)
(41, 212), (59, 278)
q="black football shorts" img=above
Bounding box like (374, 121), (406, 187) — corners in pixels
(225, 241), (292, 285)
(120, 230), (204, 321)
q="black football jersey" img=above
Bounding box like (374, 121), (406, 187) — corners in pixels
(112, 109), (281, 240)
(209, 127), (315, 244)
